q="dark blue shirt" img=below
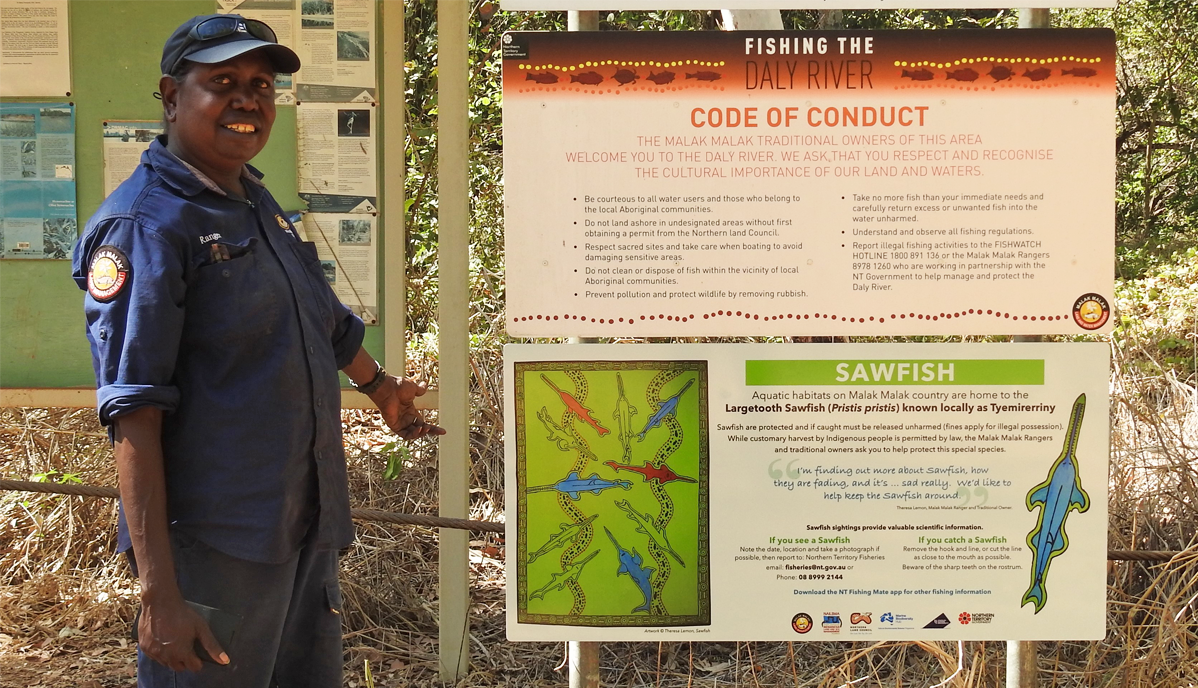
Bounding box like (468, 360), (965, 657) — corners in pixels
(72, 138), (364, 564)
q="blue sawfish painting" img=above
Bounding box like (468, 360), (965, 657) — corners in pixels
(1022, 393), (1091, 613)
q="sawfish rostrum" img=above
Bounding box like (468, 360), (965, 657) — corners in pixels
(1022, 394), (1091, 613)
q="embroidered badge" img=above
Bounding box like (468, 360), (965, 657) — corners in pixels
(87, 246), (130, 302)
(276, 214), (289, 229)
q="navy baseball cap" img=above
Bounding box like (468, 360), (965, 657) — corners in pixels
(161, 14), (300, 76)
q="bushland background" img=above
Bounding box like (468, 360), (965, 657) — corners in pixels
(2, 2), (1197, 685)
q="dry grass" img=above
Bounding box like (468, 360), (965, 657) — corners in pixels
(2, 327), (1197, 686)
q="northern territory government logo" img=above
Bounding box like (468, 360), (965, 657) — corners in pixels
(87, 245), (130, 302)
(791, 613), (813, 634)
(959, 612), (995, 625)
(1072, 293), (1110, 330)
(924, 613), (952, 629)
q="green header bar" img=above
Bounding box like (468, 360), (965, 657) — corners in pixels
(745, 360), (1045, 386)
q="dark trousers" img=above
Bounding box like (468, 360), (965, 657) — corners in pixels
(129, 529), (344, 688)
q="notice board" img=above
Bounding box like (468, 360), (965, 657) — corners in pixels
(506, 342), (1110, 641)
(502, 29), (1116, 337)
(0, 0), (387, 390)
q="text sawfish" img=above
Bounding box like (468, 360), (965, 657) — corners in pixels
(1022, 393), (1091, 613)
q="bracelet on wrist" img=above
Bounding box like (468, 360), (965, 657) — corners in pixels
(351, 364), (388, 395)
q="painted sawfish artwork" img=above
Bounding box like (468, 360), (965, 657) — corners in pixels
(1022, 393), (1091, 613)
(514, 361), (710, 627)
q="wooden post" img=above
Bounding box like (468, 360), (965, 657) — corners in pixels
(437, 0), (471, 682)
(381, 0), (405, 375)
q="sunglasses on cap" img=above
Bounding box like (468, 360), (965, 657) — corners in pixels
(190, 16), (278, 44)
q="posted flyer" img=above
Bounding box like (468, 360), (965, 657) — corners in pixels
(0, 0), (71, 97)
(297, 101), (377, 201)
(101, 120), (163, 199)
(299, 211), (378, 322)
(503, 30), (1116, 336)
(0, 101), (76, 259)
(295, 0), (376, 103)
(505, 343), (1109, 641)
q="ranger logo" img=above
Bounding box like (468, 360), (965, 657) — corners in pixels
(87, 246), (130, 302)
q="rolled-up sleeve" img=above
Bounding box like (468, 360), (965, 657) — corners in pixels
(72, 218), (186, 425)
(329, 298), (365, 370)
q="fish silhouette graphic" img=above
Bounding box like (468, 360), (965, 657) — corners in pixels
(1022, 394), (1091, 613)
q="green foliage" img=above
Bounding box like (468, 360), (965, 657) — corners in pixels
(1113, 246), (1198, 377)
(29, 469), (82, 484)
(380, 441), (411, 481)
(1060, 1), (1198, 278)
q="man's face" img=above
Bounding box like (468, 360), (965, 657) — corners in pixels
(162, 51), (276, 178)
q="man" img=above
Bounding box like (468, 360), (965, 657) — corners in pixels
(71, 15), (442, 686)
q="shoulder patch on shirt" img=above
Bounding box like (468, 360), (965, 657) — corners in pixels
(275, 214), (289, 229)
(87, 246), (130, 302)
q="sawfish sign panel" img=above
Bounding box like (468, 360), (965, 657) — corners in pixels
(502, 29), (1116, 337)
(505, 343), (1108, 641)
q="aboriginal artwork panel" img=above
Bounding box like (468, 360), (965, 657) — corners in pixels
(515, 360), (710, 627)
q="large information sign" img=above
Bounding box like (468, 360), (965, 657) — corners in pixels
(505, 343), (1108, 641)
(503, 30), (1116, 336)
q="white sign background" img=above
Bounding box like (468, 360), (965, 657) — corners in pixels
(506, 343), (1109, 641)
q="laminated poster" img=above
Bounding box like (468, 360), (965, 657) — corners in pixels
(297, 101), (377, 203)
(218, 0), (299, 105)
(503, 30), (1116, 337)
(0, 0), (72, 97)
(295, 0), (376, 103)
(102, 120), (164, 199)
(299, 211), (377, 323)
(505, 343), (1109, 641)
(0, 101), (75, 259)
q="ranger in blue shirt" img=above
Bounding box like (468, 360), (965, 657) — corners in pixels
(72, 14), (442, 685)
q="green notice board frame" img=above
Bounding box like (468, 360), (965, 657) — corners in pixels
(0, 0), (391, 401)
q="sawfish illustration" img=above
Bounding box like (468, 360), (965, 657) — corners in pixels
(528, 471), (632, 500)
(1022, 393), (1091, 613)
(612, 374), (638, 462)
(528, 549), (601, 601)
(536, 406), (593, 458)
(604, 459), (696, 485)
(604, 527), (654, 614)
(541, 374), (609, 436)
(636, 378), (695, 441)
(615, 499), (684, 566)
(528, 514), (598, 564)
